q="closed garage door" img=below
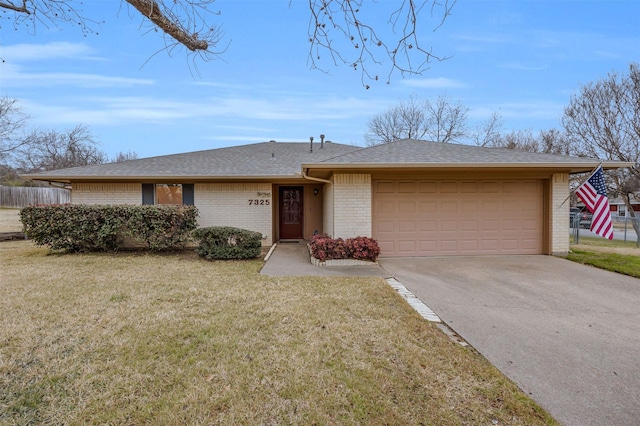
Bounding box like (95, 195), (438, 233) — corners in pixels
(373, 179), (543, 257)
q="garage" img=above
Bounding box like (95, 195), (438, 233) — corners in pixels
(373, 179), (544, 256)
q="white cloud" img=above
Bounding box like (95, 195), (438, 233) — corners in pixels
(401, 77), (466, 89)
(0, 63), (154, 88)
(499, 62), (548, 71)
(1, 42), (97, 61)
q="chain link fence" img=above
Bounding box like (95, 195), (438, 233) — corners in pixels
(570, 215), (640, 247)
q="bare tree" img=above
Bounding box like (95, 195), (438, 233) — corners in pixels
(486, 128), (571, 155)
(471, 111), (503, 147)
(1, 1), (224, 57)
(562, 63), (640, 233)
(365, 94), (467, 145)
(0, 97), (29, 157)
(15, 125), (107, 173)
(308, 0), (456, 86)
(1, 1), (455, 84)
(111, 150), (139, 163)
(538, 128), (570, 156)
(489, 129), (539, 152)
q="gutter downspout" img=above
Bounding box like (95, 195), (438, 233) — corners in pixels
(302, 170), (332, 184)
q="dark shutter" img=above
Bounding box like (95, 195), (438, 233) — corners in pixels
(142, 183), (154, 205)
(182, 184), (195, 206)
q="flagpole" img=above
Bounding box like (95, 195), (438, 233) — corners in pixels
(559, 161), (604, 208)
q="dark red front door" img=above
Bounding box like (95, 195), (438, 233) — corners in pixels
(279, 186), (303, 239)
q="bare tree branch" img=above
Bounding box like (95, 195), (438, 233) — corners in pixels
(307, 0), (456, 87)
(0, 97), (30, 156)
(562, 63), (640, 233)
(0, 1), (29, 14)
(365, 94), (467, 145)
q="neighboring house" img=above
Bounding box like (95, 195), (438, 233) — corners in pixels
(22, 138), (632, 257)
(608, 197), (640, 217)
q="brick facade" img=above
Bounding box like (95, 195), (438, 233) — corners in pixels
(551, 173), (570, 255)
(332, 173), (372, 239)
(72, 183), (142, 205)
(72, 182), (273, 246)
(196, 183), (272, 245)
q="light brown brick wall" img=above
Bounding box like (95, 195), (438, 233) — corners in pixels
(323, 182), (334, 237)
(196, 183), (272, 245)
(72, 183), (142, 205)
(551, 173), (570, 255)
(332, 173), (372, 239)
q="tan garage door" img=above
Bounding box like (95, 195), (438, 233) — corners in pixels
(373, 179), (543, 257)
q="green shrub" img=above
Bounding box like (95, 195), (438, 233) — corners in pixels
(20, 204), (124, 252)
(20, 204), (198, 252)
(122, 205), (199, 251)
(193, 226), (262, 260)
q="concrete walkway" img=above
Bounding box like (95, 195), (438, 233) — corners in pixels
(260, 242), (388, 277)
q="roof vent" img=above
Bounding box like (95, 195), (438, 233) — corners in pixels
(309, 136), (314, 153)
(320, 134), (325, 149)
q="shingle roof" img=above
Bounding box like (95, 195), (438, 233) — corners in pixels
(23, 138), (631, 182)
(312, 139), (603, 166)
(22, 141), (360, 181)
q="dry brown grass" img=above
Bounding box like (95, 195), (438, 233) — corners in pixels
(0, 241), (556, 425)
(0, 209), (22, 233)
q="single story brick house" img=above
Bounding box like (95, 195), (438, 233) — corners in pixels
(23, 138), (632, 257)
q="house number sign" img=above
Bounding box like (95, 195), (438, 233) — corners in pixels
(249, 191), (271, 205)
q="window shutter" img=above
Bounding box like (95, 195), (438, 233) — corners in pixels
(142, 183), (154, 205)
(183, 184), (195, 206)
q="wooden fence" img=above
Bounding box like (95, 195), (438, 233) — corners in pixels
(0, 185), (70, 208)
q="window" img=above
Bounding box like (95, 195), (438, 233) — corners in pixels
(142, 183), (194, 205)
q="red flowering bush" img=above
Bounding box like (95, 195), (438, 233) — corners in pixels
(309, 234), (380, 262)
(346, 236), (381, 261)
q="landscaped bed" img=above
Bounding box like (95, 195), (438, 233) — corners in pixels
(0, 240), (555, 425)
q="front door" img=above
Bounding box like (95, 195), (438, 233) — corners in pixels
(279, 186), (303, 240)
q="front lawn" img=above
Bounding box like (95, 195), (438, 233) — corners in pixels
(568, 249), (640, 278)
(0, 241), (555, 425)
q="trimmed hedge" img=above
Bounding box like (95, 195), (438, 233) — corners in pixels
(20, 204), (198, 252)
(192, 226), (263, 260)
(309, 234), (380, 262)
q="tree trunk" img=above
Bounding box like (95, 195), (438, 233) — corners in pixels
(621, 193), (640, 240)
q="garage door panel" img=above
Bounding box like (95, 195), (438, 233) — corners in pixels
(398, 181), (417, 193)
(502, 220), (520, 231)
(398, 200), (417, 213)
(398, 221), (416, 232)
(440, 220), (458, 232)
(420, 201), (437, 213)
(419, 220), (437, 232)
(482, 240), (499, 251)
(376, 221), (395, 233)
(373, 178), (543, 256)
(502, 239), (519, 250)
(461, 182), (479, 192)
(397, 240), (417, 253)
(440, 240), (459, 253)
(419, 182), (437, 193)
(441, 182), (458, 193)
(460, 240), (479, 251)
(419, 240), (437, 253)
(376, 181), (395, 193)
(461, 220), (478, 231)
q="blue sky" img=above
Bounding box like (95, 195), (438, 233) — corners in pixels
(1, 0), (639, 159)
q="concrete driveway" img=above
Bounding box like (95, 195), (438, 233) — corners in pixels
(379, 256), (640, 426)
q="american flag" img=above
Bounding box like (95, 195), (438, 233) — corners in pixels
(575, 166), (614, 240)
